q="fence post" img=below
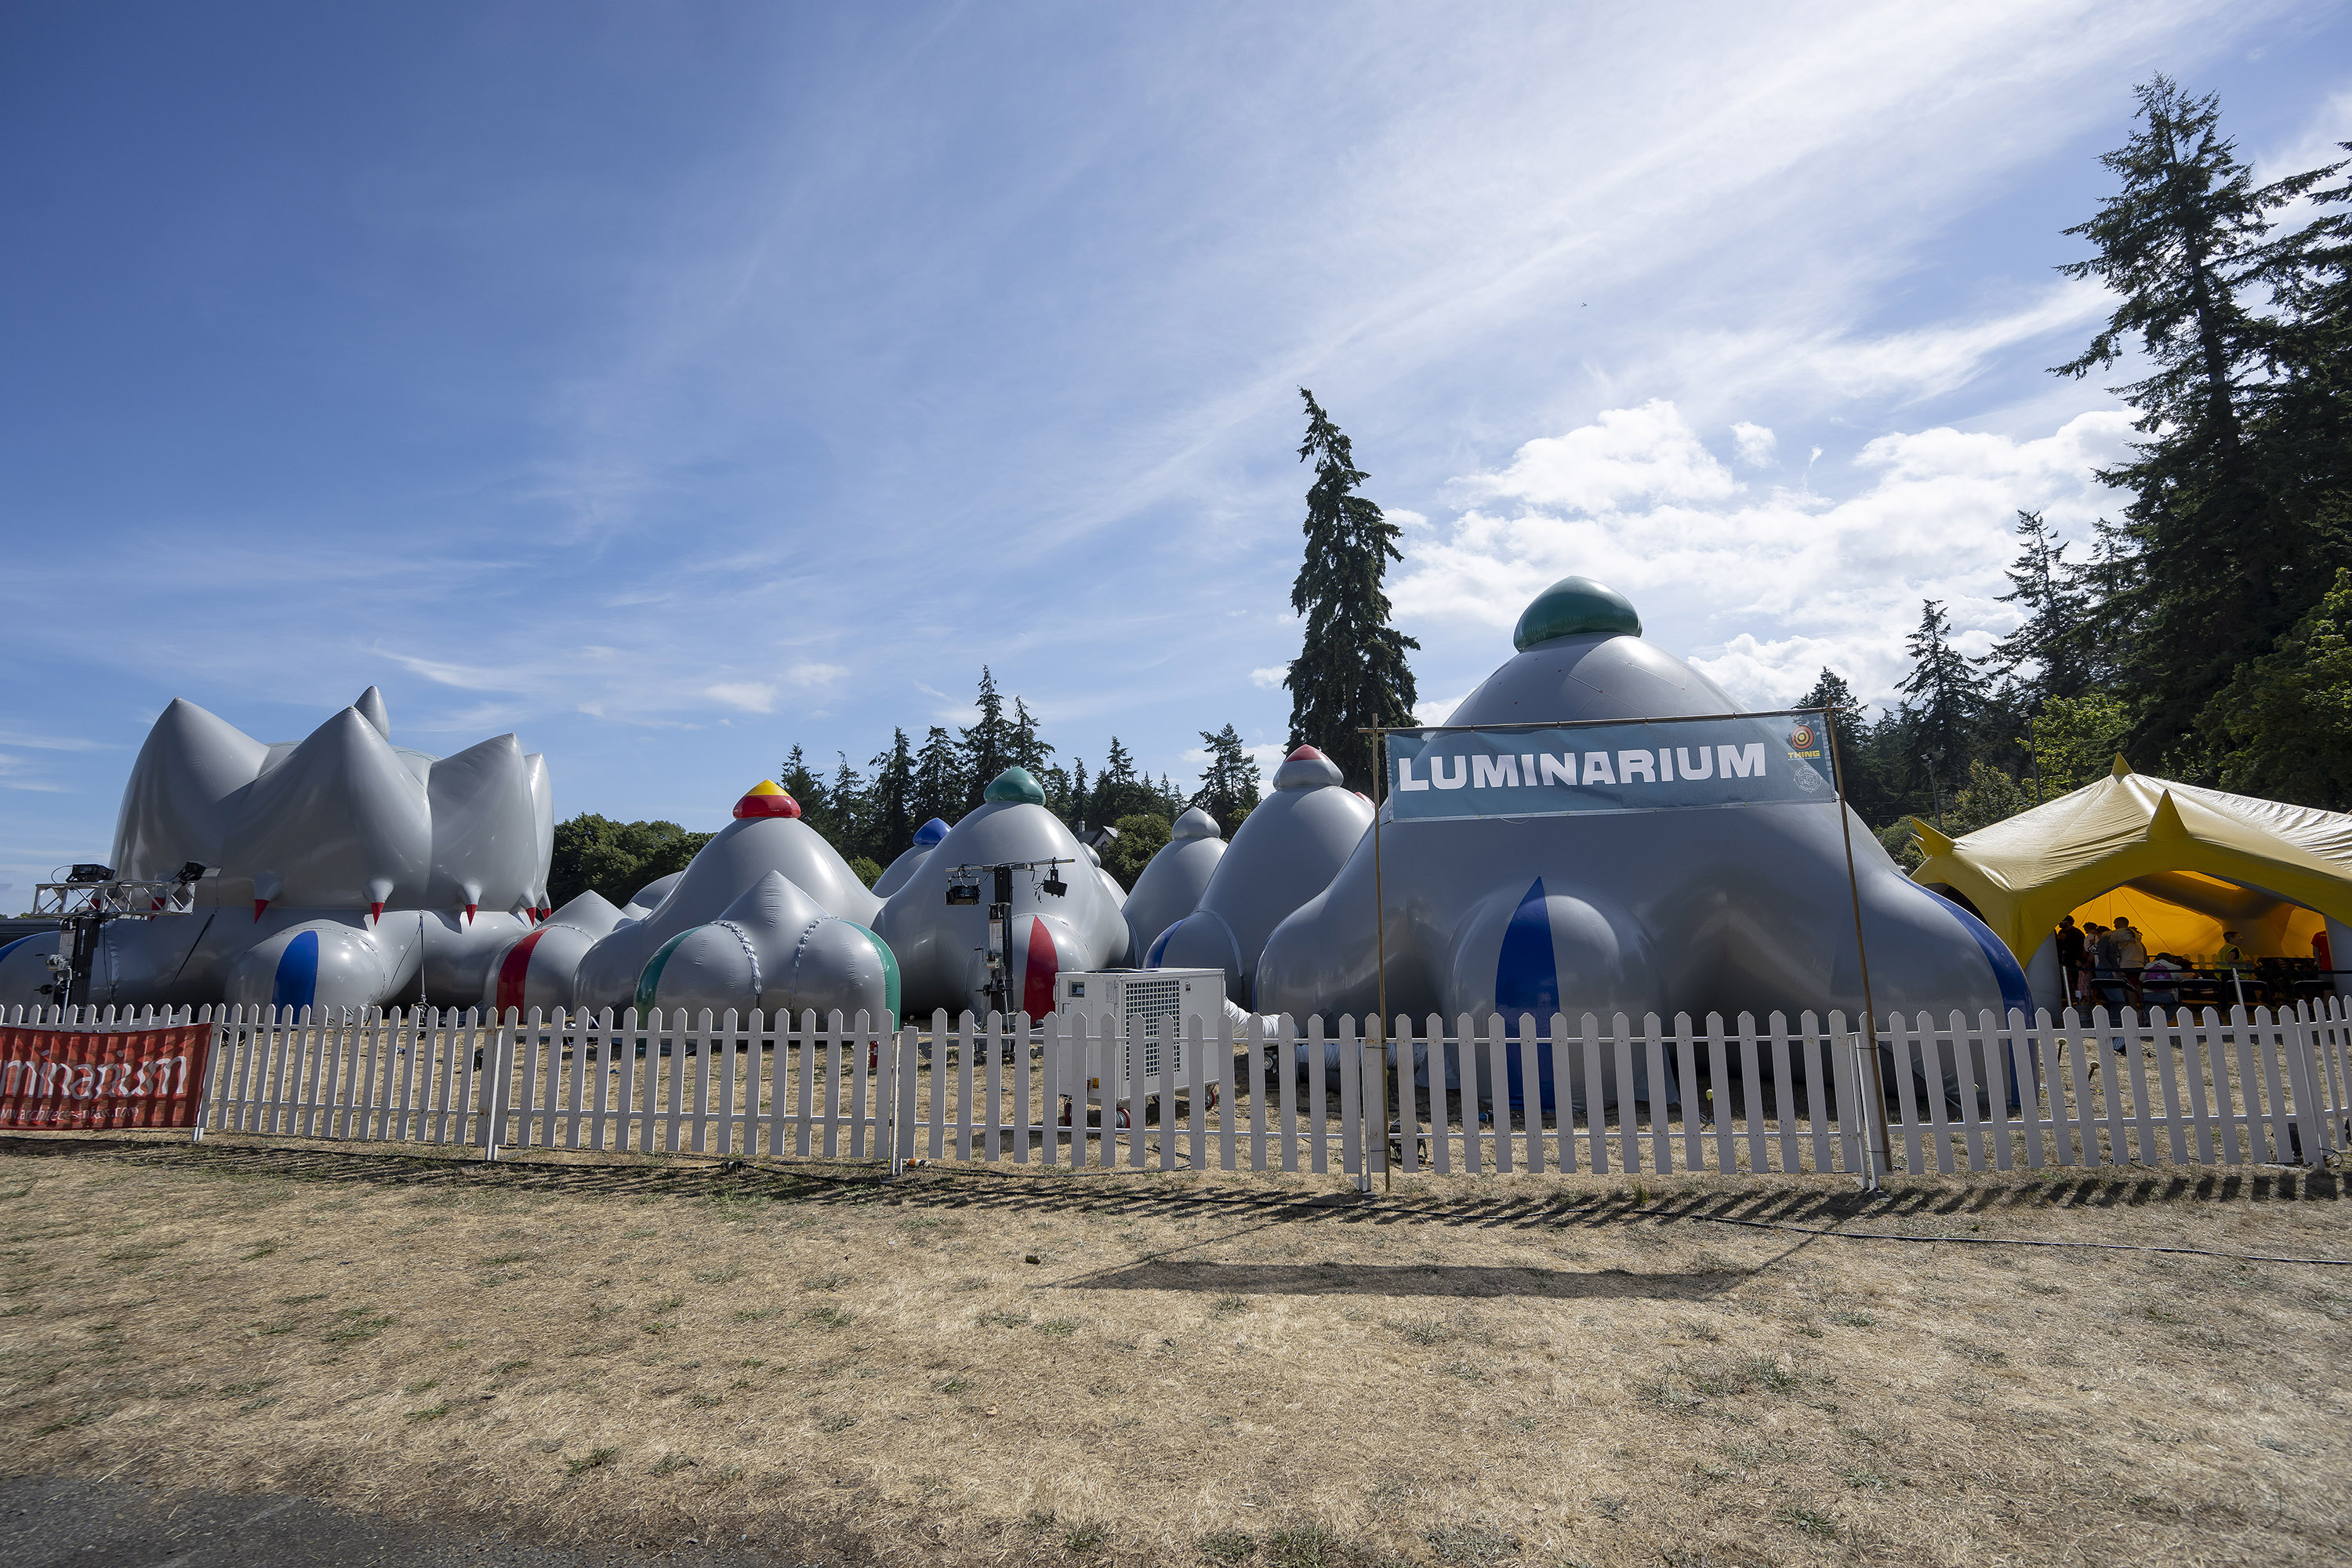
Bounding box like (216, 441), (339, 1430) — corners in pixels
(479, 1014), (514, 1161)
(890, 1025), (918, 1177)
(193, 1006), (222, 1144)
(1849, 1032), (1879, 1191)
(2285, 1002), (2326, 1167)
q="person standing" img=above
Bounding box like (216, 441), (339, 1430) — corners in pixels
(2086, 922), (2118, 1008)
(2055, 916), (2087, 1011)
(2111, 916), (2148, 1009)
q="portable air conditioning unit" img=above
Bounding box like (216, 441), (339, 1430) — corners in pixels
(1054, 968), (1225, 1102)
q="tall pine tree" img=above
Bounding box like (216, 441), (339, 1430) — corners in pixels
(1089, 737), (1158, 824)
(868, 728), (916, 851)
(829, 752), (869, 858)
(912, 726), (964, 827)
(1896, 600), (1983, 822)
(1007, 695), (1053, 778)
(1284, 389), (1418, 793)
(1191, 724), (1262, 828)
(779, 746), (834, 840)
(1982, 510), (2094, 699)
(959, 667), (1012, 806)
(2056, 77), (2340, 764)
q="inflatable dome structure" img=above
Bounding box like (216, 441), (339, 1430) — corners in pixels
(1120, 806), (1225, 964)
(875, 768), (1128, 1020)
(1149, 746), (1372, 1004)
(1254, 575), (2025, 1028)
(0, 688), (553, 1014)
(568, 782), (884, 1012)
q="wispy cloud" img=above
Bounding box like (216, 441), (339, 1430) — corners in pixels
(705, 683), (779, 713)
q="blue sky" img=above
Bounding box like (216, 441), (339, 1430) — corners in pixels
(4, 1), (2350, 897)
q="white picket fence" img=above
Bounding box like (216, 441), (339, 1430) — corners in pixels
(6, 996), (2349, 1177)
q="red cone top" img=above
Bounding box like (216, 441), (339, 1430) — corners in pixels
(1286, 745), (1326, 761)
(734, 779), (802, 819)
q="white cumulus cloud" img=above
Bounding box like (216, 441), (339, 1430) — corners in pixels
(1730, 423), (1777, 468)
(1394, 400), (2133, 710)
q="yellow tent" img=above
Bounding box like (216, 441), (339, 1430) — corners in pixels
(1907, 759), (2352, 975)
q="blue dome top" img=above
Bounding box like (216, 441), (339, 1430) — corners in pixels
(1512, 575), (1641, 650)
(913, 817), (949, 847)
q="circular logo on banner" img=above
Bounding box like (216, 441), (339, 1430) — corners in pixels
(1787, 722), (1817, 751)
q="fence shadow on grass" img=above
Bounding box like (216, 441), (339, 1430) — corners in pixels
(1065, 1259), (1738, 1300)
(1, 1134), (2338, 1241)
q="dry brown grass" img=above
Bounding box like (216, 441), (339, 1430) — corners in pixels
(0, 1133), (2347, 1567)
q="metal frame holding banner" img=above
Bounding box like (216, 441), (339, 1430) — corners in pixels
(1371, 706), (1889, 1182)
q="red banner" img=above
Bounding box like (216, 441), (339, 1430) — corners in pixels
(0, 1023), (215, 1131)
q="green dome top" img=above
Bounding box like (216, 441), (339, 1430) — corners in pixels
(982, 766), (1047, 805)
(1512, 575), (1642, 650)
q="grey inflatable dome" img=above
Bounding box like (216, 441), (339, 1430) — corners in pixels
(1149, 746), (1373, 1004)
(1121, 806), (1225, 964)
(1255, 575), (2024, 1028)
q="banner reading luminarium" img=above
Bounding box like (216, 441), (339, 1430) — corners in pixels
(1384, 710), (1837, 822)
(0, 1023), (216, 1131)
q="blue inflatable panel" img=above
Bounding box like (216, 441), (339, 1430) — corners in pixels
(271, 930), (319, 1014)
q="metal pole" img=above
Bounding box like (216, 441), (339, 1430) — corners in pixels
(1372, 724), (1388, 1033)
(1825, 706), (1891, 1175)
(1371, 724), (1389, 1195)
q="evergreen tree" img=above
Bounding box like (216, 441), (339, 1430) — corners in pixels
(958, 667), (1012, 806)
(867, 728), (915, 852)
(1283, 389), (1420, 793)
(1191, 724), (1263, 829)
(2055, 78), (2342, 762)
(1039, 764), (1076, 826)
(1795, 668), (1858, 716)
(1795, 668), (1905, 828)
(1089, 737), (1158, 824)
(2209, 566), (2352, 809)
(1069, 758), (1090, 833)
(1896, 600), (1983, 821)
(912, 726), (964, 828)
(1982, 511), (2095, 699)
(2255, 142), (2352, 548)
(829, 752), (870, 858)
(779, 746), (834, 840)
(1007, 695), (1054, 777)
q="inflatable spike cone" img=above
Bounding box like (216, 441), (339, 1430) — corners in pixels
(733, 779), (801, 819)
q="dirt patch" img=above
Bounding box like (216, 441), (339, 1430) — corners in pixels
(0, 1133), (2347, 1566)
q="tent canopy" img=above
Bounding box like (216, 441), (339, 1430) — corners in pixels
(1908, 759), (2352, 965)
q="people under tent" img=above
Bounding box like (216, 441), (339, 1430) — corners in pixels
(1905, 758), (2352, 1018)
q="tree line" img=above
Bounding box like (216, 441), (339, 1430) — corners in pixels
(1810, 78), (2352, 857)
(550, 688), (1269, 908)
